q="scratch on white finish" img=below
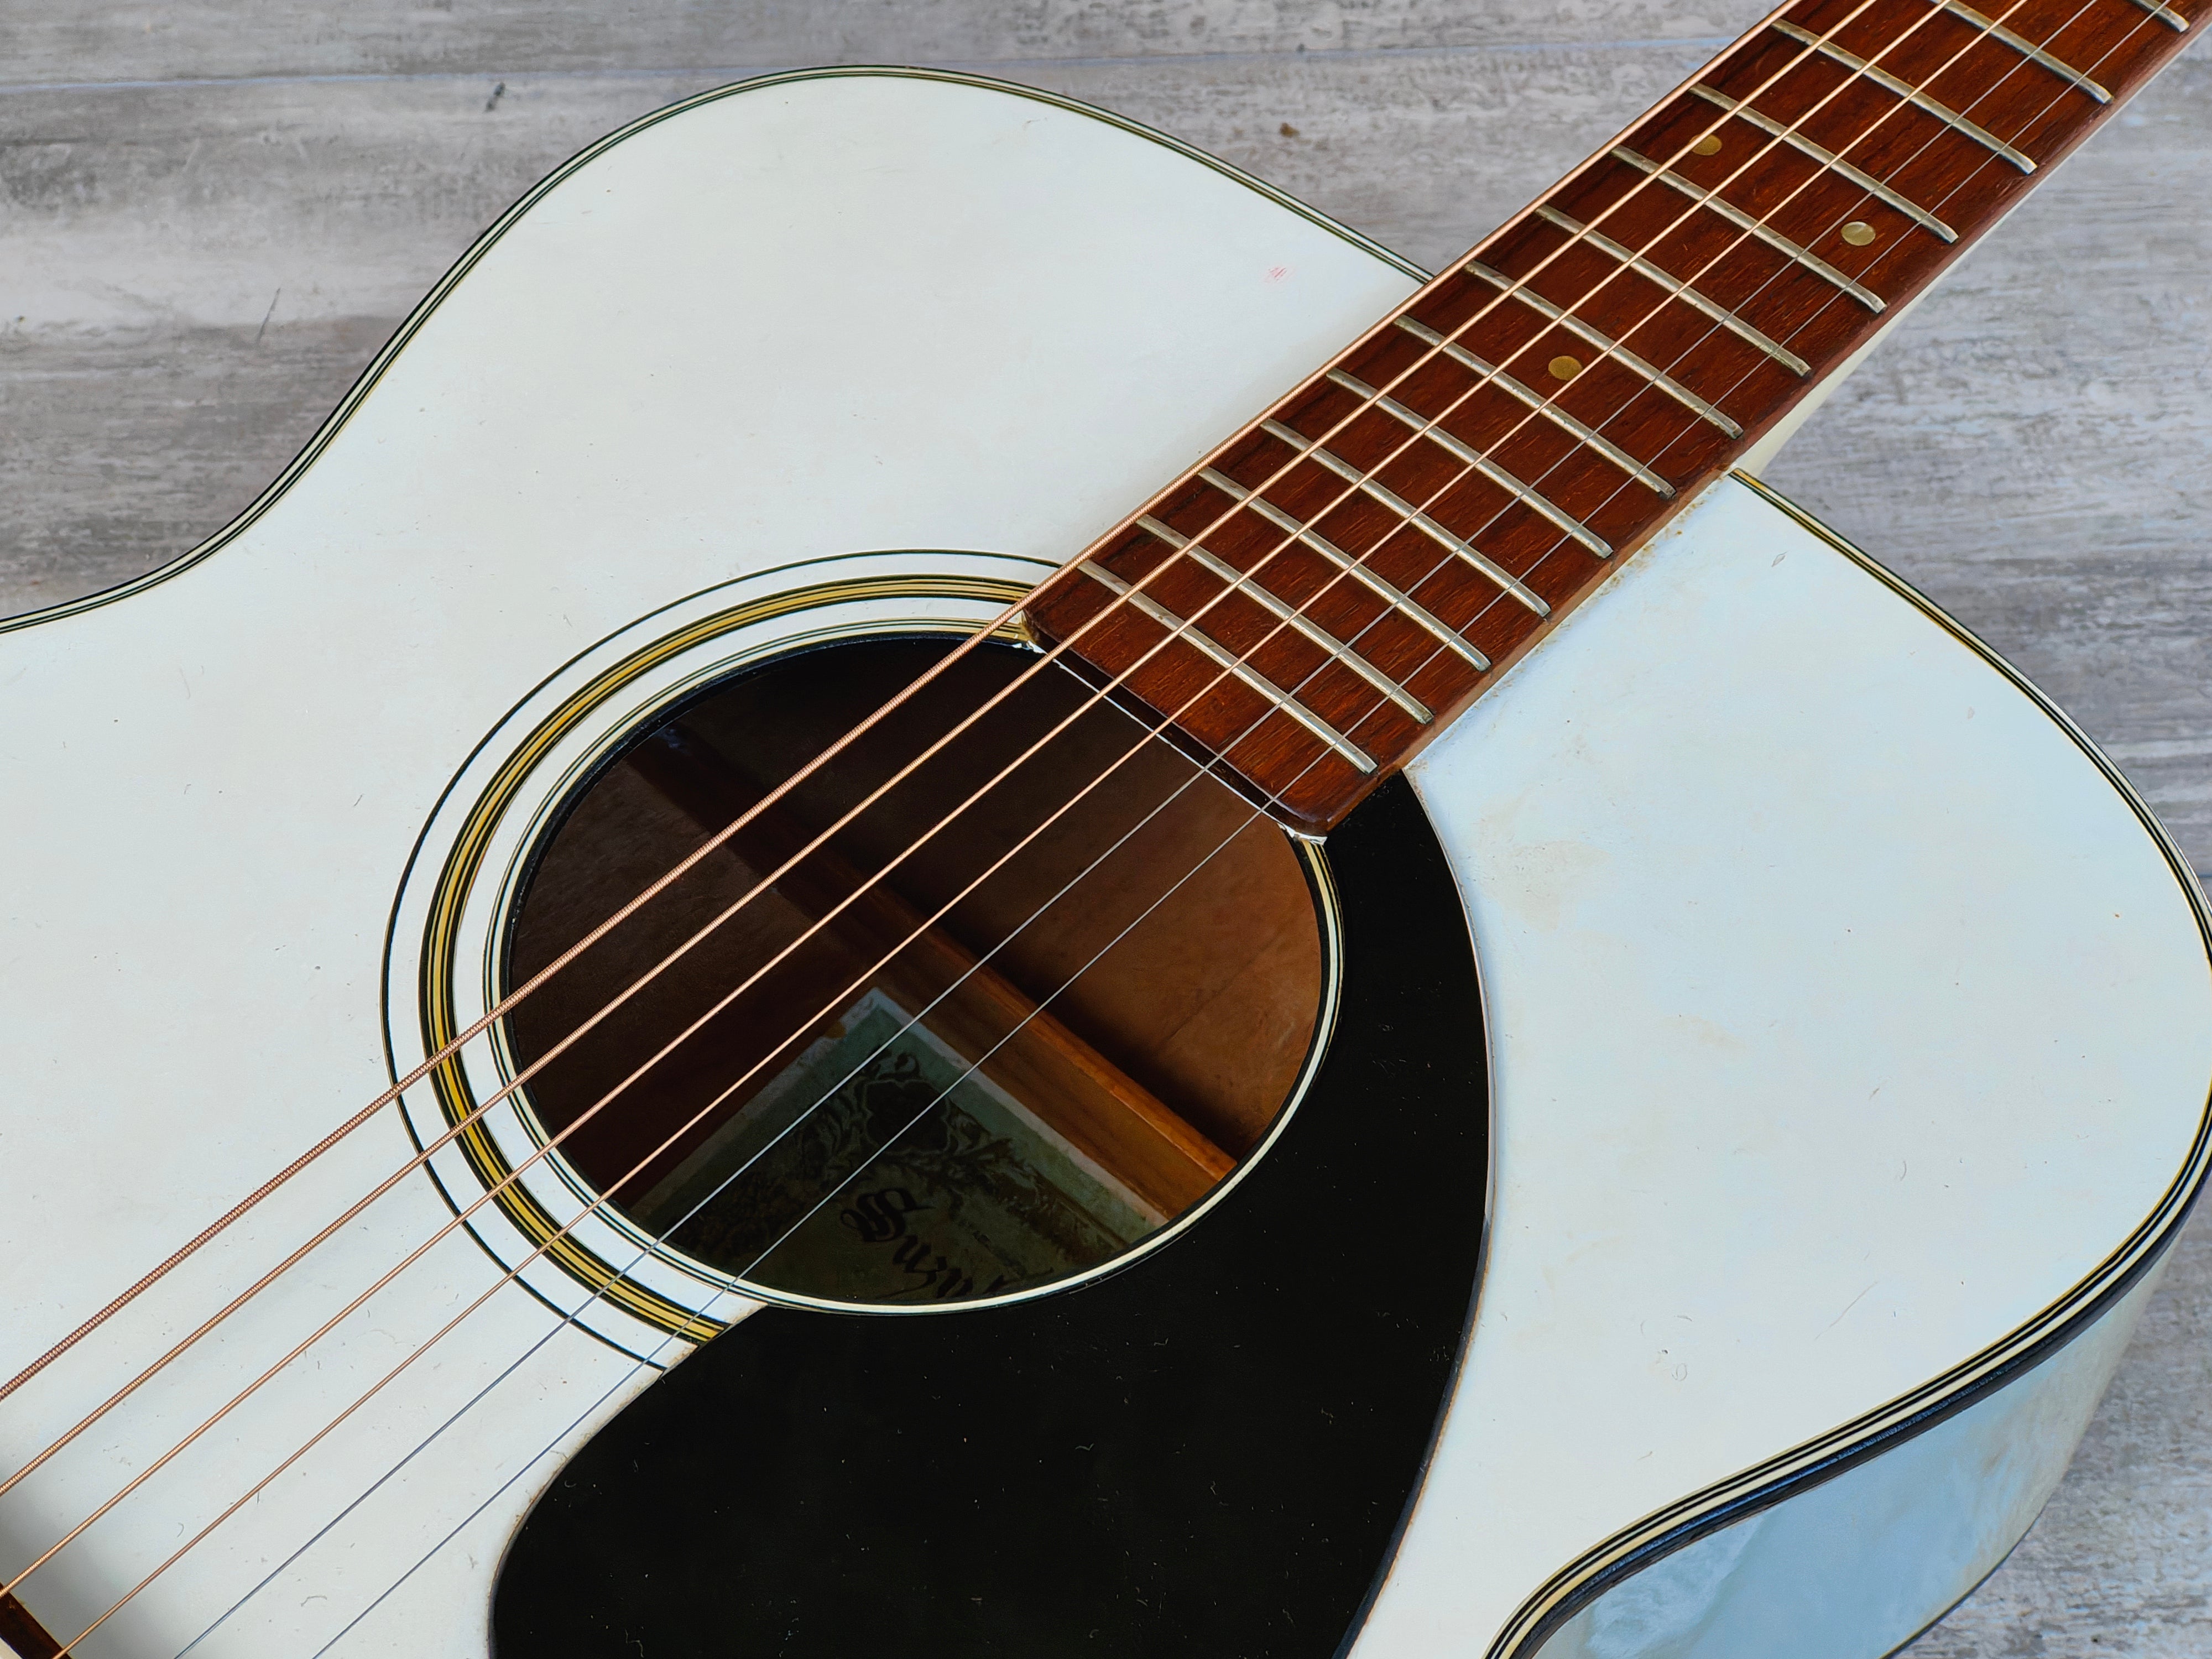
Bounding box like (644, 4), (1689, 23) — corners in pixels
(1362, 476), (2212, 1653)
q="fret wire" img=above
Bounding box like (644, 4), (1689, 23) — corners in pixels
(1609, 145), (1888, 311)
(1043, 0), (2099, 821)
(1391, 317), (1676, 495)
(1154, 495), (1493, 671)
(1687, 85), (1959, 242)
(1929, 0), (2113, 101)
(1462, 263), (1743, 437)
(1074, 559), (1379, 771)
(2119, 0), (2192, 31)
(1533, 205), (1815, 374)
(1324, 370), (1613, 556)
(1772, 19), (2039, 171)
(1137, 512), (1433, 722)
(1260, 418), (1554, 616)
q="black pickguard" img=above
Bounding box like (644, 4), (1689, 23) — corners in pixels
(492, 777), (1488, 1658)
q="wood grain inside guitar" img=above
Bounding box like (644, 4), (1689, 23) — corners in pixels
(623, 724), (1235, 1217)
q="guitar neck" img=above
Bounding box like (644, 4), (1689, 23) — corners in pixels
(1022, 0), (2196, 834)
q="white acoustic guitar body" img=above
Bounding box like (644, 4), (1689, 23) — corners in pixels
(1, 71), (2206, 1659)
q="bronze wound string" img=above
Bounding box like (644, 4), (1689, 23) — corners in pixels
(0, 0), (2141, 1637)
(0, 0), (2053, 1575)
(1281, 0), (2120, 691)
(75, 686), (1348, 1659)
(0, 0), (1901, 1450)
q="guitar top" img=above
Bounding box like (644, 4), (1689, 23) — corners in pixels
(2, 3), (2209, 1657)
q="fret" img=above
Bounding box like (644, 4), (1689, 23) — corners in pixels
(1154, 495), (1491, 671)
(1533, 206), (1814, 375)
(1325, 370), (1613, 557)
(1020, 0), (2199, 836)
(1075, 560), (1378, 773)
(1931, 1), (2112, 102)
(1687, 86), (1958, 243)
(1390, 317), (1675, 496)
(1771, 20), (2038, 173)
(2120, 0), (2192, 31)
(1463, 263), (1743, 438)
(1609, 146), (1887, 312)
(1134, 513), (1433, 722)
(1259, 419), (1554, 617)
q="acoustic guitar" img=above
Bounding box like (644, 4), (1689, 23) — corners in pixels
(3, 2), (2207, 1655)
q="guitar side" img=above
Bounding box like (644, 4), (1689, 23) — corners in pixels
(1, 70), (2206, 1658)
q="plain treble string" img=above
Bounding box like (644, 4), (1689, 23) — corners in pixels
(4, 0), (2124, 1637)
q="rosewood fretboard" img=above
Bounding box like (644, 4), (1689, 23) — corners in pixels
(1022, 0), (2197, 834)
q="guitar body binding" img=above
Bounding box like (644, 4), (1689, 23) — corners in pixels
(1, 67), (2207, 1659)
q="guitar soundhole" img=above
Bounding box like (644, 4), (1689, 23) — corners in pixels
(503, 635), (1331, 1307)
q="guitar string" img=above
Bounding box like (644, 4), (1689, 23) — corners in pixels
(0, 0), (2088, 1495)
(69, 675), (1350, 1659)
(20, 11), (2149, 1646)
(0, 0), (1918, 1431)
(229, 13), (2180, 1655)
(0, 0), (2088, 1619)
(1288, 0), (2141, 707)
(158, 17), (2146, 1623)
(30, 6), (2141, 1628)
(200, 714), (1360, 1659)
(4, 0), (2141, 1628)
(646, 0), (2146, 1343)
(1221, 0), (2127, 684)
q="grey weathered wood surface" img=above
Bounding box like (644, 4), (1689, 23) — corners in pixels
(2, 2), (2207, 1651)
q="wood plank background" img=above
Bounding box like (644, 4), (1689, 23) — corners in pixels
(3, 1), (2207, 1651)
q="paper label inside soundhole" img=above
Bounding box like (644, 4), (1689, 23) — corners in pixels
(631, 987), (1162, 1302)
